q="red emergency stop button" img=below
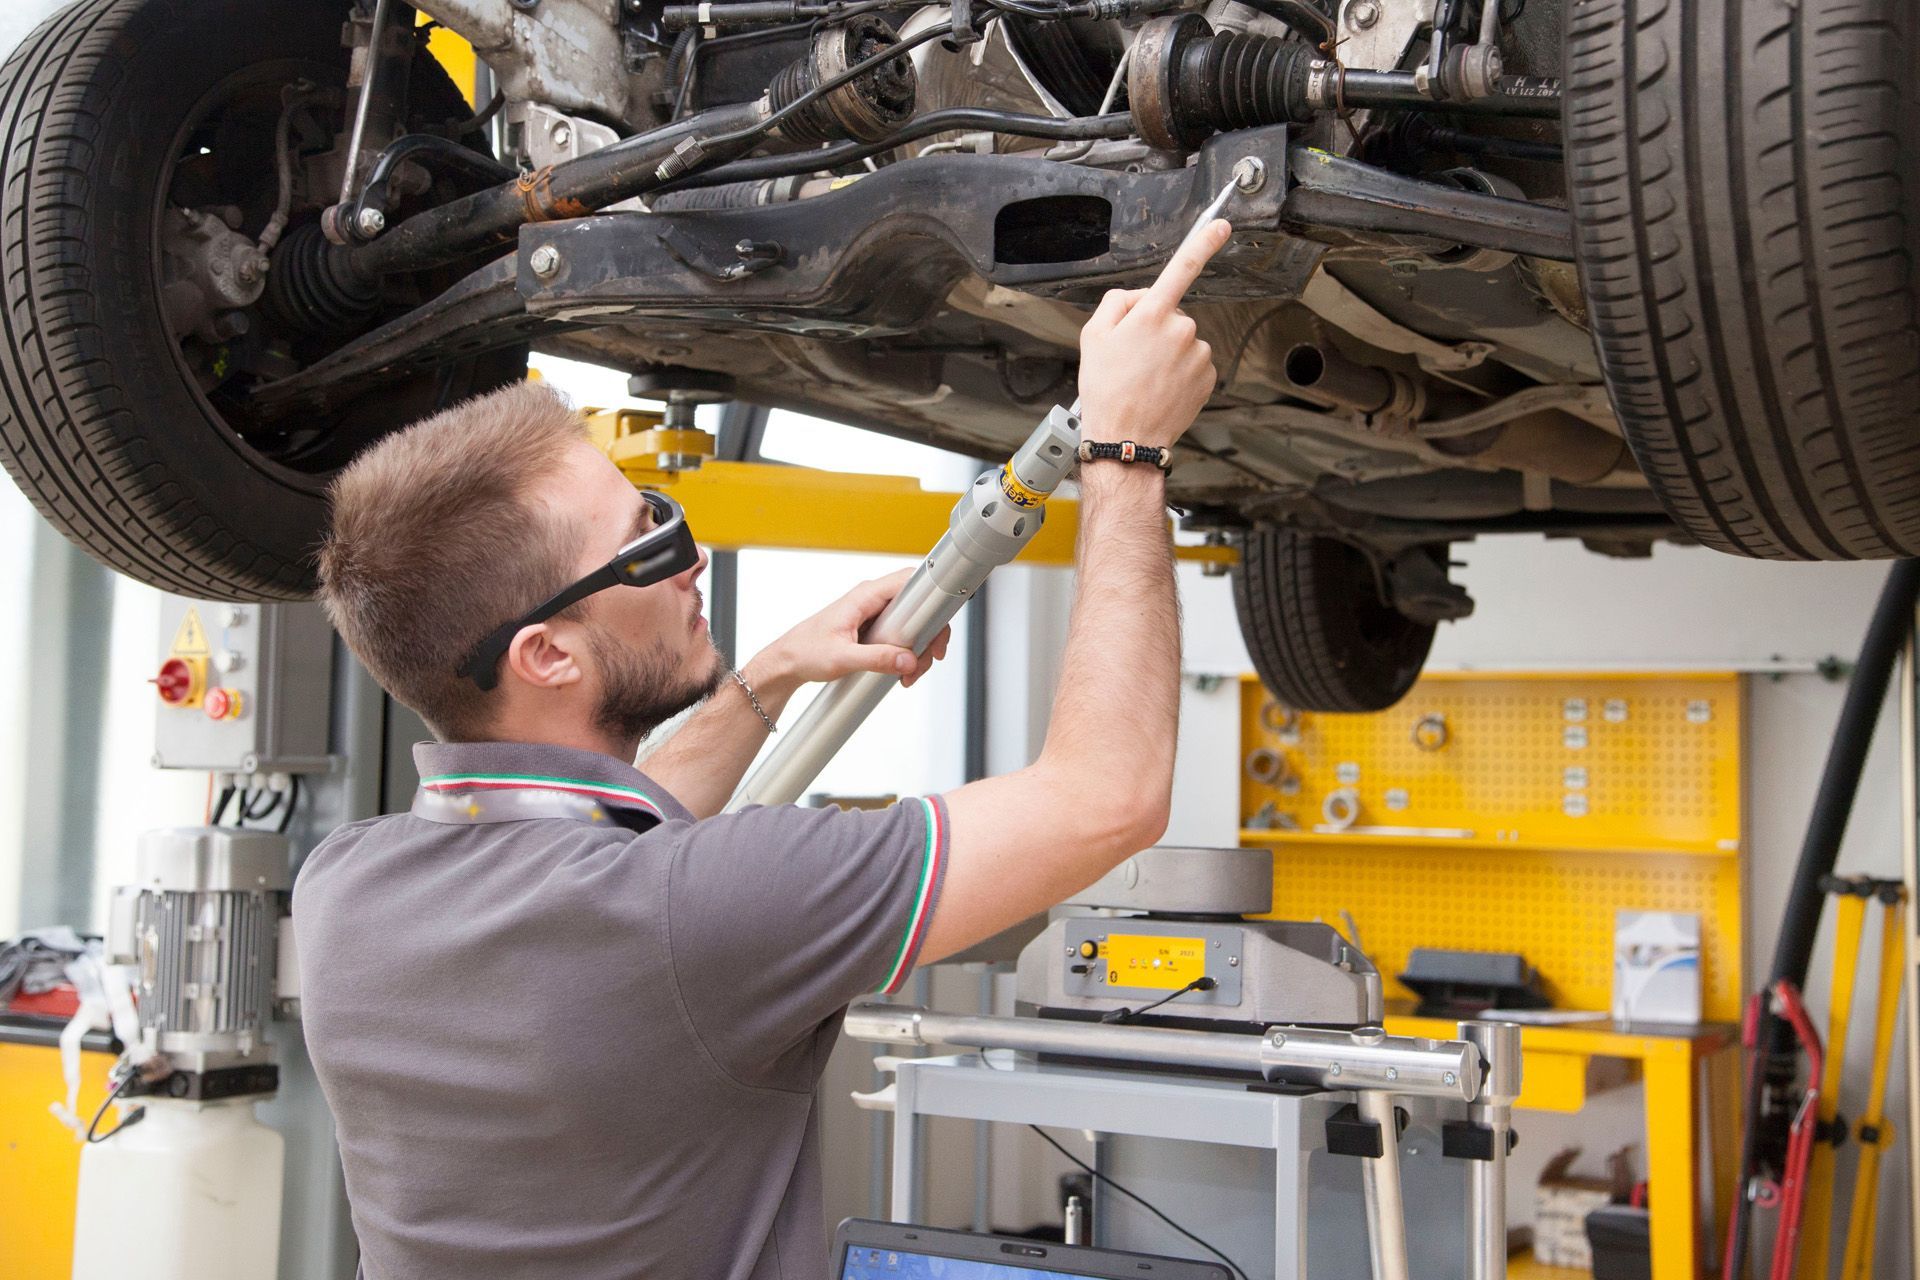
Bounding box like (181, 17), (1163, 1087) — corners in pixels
(152, 656), (201, 706)
(203, 686), (242, 720)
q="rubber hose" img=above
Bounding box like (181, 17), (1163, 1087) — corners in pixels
(1725, 557), (1920, 1279)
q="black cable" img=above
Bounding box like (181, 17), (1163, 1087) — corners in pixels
(443, 89), (506, 138)
(276, 777), (302, 835)
(1027, 1125), (1249, 1280)
(211, 785), (237, 826)
(241, 789), (283, 823)
(1101, 975), (1217, 1024)
(671, 28), (701, 119)
(85, 1069), (145, 1144)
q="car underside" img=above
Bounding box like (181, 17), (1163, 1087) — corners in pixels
(267, 0), (1635, 564)
(2, 0), (1915, 711)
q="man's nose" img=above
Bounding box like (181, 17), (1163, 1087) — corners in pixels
(680, 544), (710, 587)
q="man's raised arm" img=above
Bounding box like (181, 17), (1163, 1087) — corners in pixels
(919, 220), (1232, 963)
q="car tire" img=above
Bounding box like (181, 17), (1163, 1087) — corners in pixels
(1231, 529), (1435, 713)
(1564, 0), (1920, 560)
(0, 0), (525, 600)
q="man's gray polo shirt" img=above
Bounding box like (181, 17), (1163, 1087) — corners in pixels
(293, 740), (949, 1280)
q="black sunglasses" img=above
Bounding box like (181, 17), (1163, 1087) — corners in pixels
(456, 490), (699, 692)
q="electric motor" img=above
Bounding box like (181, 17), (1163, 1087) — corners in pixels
(106, 827), (290, 1100)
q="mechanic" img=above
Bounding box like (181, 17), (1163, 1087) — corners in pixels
(292, 217), (1231, 1280)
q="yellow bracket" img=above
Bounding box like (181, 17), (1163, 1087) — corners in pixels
(1799, 893), (1868, 1277)
(586, 409), (1237, 568)
(1839, 896), (1907, 1280)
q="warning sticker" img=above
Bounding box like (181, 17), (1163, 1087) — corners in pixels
(170, 607), (209, 657)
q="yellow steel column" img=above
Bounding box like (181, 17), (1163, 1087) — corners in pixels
(1644, 1039), (1701, 1280)
(1799, 892), (1869, 1277)
(1839, 899), (1907, 1280)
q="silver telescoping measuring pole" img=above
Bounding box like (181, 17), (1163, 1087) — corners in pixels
(724, 403), (1082, 811)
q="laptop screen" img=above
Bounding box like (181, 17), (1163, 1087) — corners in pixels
(838, 1246), (1110, 1280)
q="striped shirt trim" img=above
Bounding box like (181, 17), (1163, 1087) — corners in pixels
(877, 797), (946, 995)
(418, 772), (664, 818)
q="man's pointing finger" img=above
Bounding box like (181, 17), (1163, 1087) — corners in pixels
(1143, 218), (1232, 312)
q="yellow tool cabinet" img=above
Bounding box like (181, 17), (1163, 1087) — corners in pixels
(1242, 672), (1748, 1279)
(0, 1029), (115, 1280)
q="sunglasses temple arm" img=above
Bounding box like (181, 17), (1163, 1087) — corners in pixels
(724, 402), (1083, 812)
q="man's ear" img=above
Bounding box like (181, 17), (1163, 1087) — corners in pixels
(503, 623), (585, 691)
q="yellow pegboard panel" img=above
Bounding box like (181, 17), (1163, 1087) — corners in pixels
(1257, 843), (1744, 1021)
(1239, 672), (1743, 856)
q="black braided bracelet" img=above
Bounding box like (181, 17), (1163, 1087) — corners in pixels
(1076, 440), (1172, 471)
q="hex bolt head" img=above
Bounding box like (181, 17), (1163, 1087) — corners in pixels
(530, 245), (562, 277)
(1348, 0), (1380, 28)
(1232, 156), (1267, 194)
(355, 207), (386, 238)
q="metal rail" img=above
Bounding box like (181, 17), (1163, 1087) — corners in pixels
(1461, 1020), (1522, 1280)
(843, 1003), (1484, 1102)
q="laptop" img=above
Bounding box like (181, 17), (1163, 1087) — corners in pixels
(834, 1219), (1233, 1280)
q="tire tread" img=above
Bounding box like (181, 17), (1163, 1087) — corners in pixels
(1565, 0), (1920, 560)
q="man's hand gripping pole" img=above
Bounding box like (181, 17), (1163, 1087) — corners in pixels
(724, 405), (1082, 811)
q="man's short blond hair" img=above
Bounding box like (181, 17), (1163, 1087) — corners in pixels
(318, 381), (589, 740)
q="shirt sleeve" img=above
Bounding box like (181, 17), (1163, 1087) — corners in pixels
(664, 796), (949, 1090)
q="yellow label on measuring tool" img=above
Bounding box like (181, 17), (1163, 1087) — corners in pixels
(999, 463), (1045, 509)
(1104, 934), (1207, 990)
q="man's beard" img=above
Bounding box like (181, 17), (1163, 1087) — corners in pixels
(586, 624), (726, 746)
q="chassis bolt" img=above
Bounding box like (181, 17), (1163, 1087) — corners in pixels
(530, 245), (562, 278)
(1232, 156), (1267, 194)
(355, 207), (386, 238)
(1348, 0), (1379, 28)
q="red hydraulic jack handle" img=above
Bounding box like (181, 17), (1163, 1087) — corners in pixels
(1724, 982), (1825, 1280)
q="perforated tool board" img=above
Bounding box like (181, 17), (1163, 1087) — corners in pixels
(1239, 672), (1745, 1020)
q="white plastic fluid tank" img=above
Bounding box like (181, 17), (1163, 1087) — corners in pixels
(72, 1097), (284, 1280)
